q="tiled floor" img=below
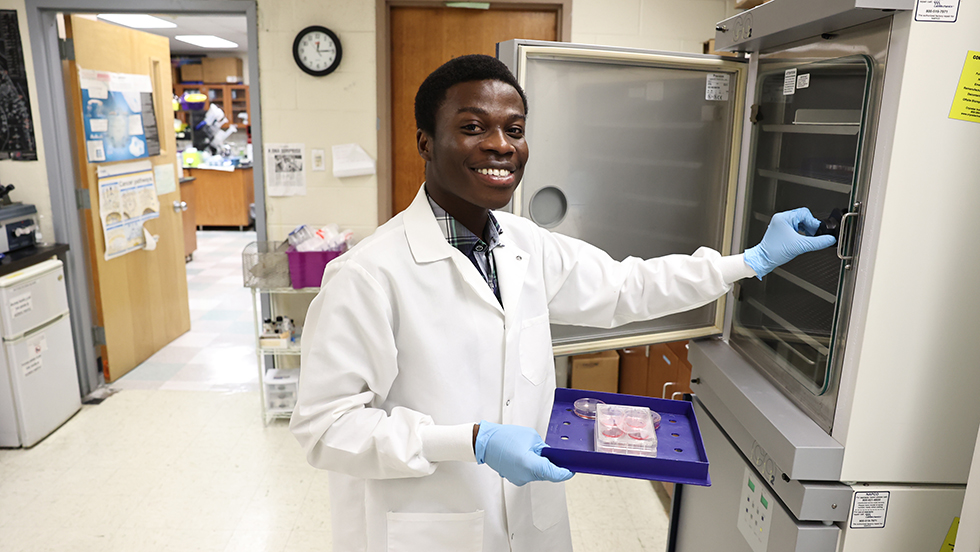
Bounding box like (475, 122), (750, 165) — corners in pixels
(0, 230), (671, 552)
(113, 230), (259, 394)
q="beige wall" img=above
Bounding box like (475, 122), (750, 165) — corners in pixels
(257, 0), (736, 242)
(572, 0), (738, 51)
(0, 0), (55, 244)
(257, 0), (379, 242)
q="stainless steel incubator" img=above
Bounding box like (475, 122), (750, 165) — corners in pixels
(499, 0), (978, 549)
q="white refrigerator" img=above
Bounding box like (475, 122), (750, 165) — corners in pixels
(0, 259), (81, 447)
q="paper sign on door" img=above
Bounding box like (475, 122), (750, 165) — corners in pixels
(10, 293), (32, 318)
(21, 334), (45, 377)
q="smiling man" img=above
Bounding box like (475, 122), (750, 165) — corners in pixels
(290, 55), (835, 552)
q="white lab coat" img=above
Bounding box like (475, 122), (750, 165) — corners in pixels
(290, 186), (755, 552)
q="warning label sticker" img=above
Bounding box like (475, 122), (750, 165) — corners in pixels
(950, 51), (980, 124)
(915, 0), (960, 22)
(851, 491), (889, 529)
(705, 73), (730, 101)
(783, 68), (797, 96)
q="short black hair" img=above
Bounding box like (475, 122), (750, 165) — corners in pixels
(414, 54), (528, 137)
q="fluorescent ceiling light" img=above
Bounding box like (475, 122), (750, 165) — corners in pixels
(175, 35), (239, 49)
(97, 14), (177, 29)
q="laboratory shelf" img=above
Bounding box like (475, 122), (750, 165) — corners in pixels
(250, 285), (317, 424)
(258, 346), (302, 355)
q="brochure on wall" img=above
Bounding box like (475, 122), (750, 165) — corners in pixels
(266, 143), (306, 196)
(96, 160), (161, 260)
(78, 66), (161, 163)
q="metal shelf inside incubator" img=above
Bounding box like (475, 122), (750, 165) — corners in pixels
(756, 168), (853, 194)
(761, 124), (859, 136)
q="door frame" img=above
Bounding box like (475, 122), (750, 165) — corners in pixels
(375, 0), (571, 222)
(24, 0), (267, 397)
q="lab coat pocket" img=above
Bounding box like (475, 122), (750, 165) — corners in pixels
(519, 314), (553, 386)
(529, 481), (566, 532)
(386, 510), (484, 552)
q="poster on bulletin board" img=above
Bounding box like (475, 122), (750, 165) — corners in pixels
(78, 66), (160, 163)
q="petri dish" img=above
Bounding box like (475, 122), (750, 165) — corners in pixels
(650, 411), (662, 430)
(601, 425), (625, 438)
(573, 398), (605, 420)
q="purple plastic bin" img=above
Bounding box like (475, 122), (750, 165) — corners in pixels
(286, 245), (345, 289)
(541, 388), (711, 485)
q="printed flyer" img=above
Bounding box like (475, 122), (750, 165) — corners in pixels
(79, 67), (160, 163)
(97, 160), (160, 260)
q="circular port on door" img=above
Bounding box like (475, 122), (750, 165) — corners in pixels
(528, 186), (567, 228)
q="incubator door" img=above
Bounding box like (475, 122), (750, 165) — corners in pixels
(498, 41), (747, 355)
(730, 48), (880, 432)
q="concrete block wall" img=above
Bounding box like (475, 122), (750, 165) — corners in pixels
(571, 0), (738, 52)
(257, 0), (379, 243)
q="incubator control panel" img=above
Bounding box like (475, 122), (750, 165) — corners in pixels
(737, 466), (773, 552)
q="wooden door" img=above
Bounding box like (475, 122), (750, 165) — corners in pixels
(66, 16), (190, 382)
(390, 6), (558, 216)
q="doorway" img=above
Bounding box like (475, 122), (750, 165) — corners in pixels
(24, 0), (266, 396)
(378, 1), (570, 219)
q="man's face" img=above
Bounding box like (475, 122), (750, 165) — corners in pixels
(418, 79), (529, 217)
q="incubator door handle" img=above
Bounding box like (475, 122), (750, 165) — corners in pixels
(837, 202), (861, 268)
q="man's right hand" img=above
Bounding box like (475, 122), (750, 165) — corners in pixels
(474, 421), (574, 486)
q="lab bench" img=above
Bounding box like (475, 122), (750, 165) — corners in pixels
(184, 167), (254, 228)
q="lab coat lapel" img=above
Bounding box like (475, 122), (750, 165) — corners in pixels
(404, 185), (452, 264)
(403, 185), (504, 313)
(495, 232), (528, 318)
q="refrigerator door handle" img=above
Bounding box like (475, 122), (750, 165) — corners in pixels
(2, 310), (70, 344)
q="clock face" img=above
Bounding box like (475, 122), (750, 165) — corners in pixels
(293, 26), (343, 77)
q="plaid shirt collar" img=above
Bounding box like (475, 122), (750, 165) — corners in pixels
(425, 189), (503, 255)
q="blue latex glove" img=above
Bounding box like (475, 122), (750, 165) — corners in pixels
(475, 421), (574, 486)
(744, 207), (837, 279)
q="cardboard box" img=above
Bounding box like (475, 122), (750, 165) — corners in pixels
(203, 57), (243, 84)
(667, 340), (689, 363)
(180, 63), (203, 82)
(617, 347), (649, 396)
(646, 342), (693, 400)
(735, 0), (769, 10)
(570, 350), (619, 393)
(702, 39), (740, 58)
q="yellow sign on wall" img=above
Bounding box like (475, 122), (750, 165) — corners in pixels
(949, 51), (980, 123)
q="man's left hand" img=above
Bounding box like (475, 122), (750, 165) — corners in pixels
(744, 207), (837, 278)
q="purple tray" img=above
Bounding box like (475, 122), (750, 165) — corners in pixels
(541, 388), (711, 486)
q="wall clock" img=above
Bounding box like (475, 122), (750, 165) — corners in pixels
(293, 26), (342, 77)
